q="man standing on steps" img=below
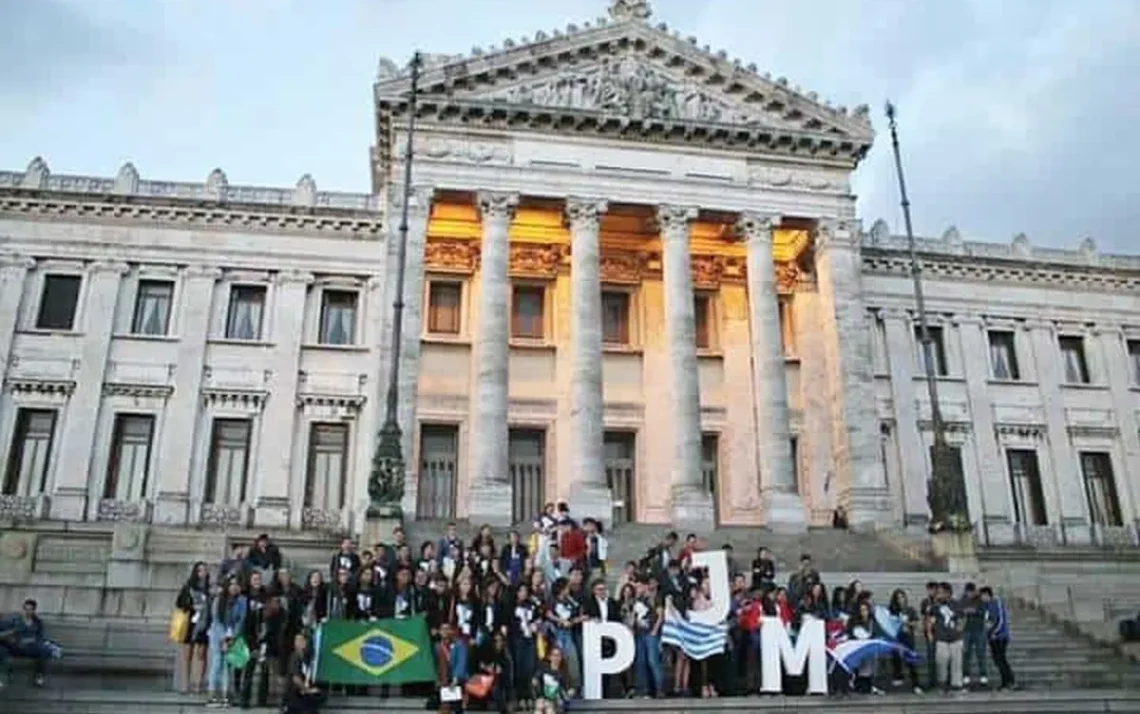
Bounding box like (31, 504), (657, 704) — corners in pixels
(960, 582), (989, 688)
(919, 581), (939, 690)
(933, 582), (965, 693)
(980, 587), (1016, 691)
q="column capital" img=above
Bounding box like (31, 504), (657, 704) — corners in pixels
(390, 185), (435, 220)
(814, 217), (861, 252)
(655, 204), (698, 238)
(476, 191), (519, 221)
(88, 260), (130, 276)
(564, 197), (608, 231)
(0, 253), (35, 270)
(736, 212), (782, 244)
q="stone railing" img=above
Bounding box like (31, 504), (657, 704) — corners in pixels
(301, 507), (344, 533)
(977, 521), (1139, 550)
(0, 494), (48, 523)
(200, 503), (252, 529)
(96, 499), (152, 524)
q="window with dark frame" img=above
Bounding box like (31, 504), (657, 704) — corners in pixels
(3, 409), (57, 496)
(131, 280), (174, 336)
(427, 281), (462, 335)
(694, 294), (712, 349)
(104, 414), (156, 500)
(1080, 451), (1123, 527)
(988, 330), (1020, 381)
(700, 433), (719, 495)
(225, 285), (267, 340)
(511, 285), (546, 339)
(915, 324), (948, 376)
(1059, 336), (1090, 384)
(204, 418), (252, 504)
(304, 423), (349, 510)
(35, 274), (82, 330)
(1006, 449), (1047, 526)
(1127, 340), (1140, 385)
(319, 290), (358, 345)
(601, 290), (631, 345)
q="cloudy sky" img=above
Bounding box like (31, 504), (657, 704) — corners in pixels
(1, 0), (1136, 251)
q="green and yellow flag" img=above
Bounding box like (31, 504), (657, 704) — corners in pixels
(313, 616), (435, 685)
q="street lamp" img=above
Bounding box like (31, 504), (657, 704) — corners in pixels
(368, 51), (423, 519)
(884, 101), (970, 533)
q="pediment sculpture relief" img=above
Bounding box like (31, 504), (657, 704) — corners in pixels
(482, 56), (787, 127)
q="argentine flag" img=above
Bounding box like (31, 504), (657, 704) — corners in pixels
(661, 602), (728, 661)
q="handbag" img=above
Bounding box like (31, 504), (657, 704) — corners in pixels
(464, 673), (494, 699)
(168, 609), (190, 643)
(225, 636), (251, 669)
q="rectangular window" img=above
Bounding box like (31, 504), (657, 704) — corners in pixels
(694, 294), (712, 349)
(225, 285), (266, 340)
(601, 290), (631, 345)
(508, 428), (546, 524)
(319, 290), (358, 345)
(915, 324), (948, 376)
(35, 274), (82, 330)
(1006, 449), (1047, 526)
(604, 431), (636, 524)
(304, 423), (349, 511)
(426, 281), (462, 335)
(1128, 340), (1140, 385)
(779, 298), (796, 356)
(104, 414), (155, 500)
(511, 285), (546, 339)
(1080, 452), (1123, 527)
(988, 330), (1020, 380)
(701, 433), (719, 495)
(2, 409), (57, 496)
(204, 418), (252, 504)
(1059, 336), (1090, 384)
(131, 280), (174, 336)
(417, 424), (459, 519)
(790, 435), (800, 494)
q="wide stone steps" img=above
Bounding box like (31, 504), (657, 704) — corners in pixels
(7, 679), (1140, 714)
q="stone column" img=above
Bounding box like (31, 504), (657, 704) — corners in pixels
(1026, 319), (1090, 544)
(467, 191), (518, 525)
(565, 197), (612, 523)
(813, 219), (889, 527)
(957, 314), (1013, 541)
(393, 187), (435, 517)
(657, 204), (714, 529)
(253, 269), (312, 528)
(154, 265), (221, 526)
(0, 254), (34, 378)
(51, 260), (128, 521)
(880, 309), (930, 525)
(738, 213), (804, 530)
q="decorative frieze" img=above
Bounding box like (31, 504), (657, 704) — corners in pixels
(775, 262), (801, 294)
(0, 495), (46, 522)
(301, 507), (343, 533)
(690, 254), (724, 289)
(862, 252), (1140, 294)
(97, 499), (152, 524)
(425, 239), (480, 274)
(598, 251), (646, 284)
(509, 242), (567, 279)
(103, 382), (174, 399)
(201, 388), (268, 412)
(201, 504), (250, 528)
(297, 392), (366, 415)
(995, 423), (1046, 440)
(6, 378), (76, 397)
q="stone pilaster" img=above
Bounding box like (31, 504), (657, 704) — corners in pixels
(657, 204), (714, 529)
(1026, 319), (1090, 544)
(813, 219), (889, 527)
(0, 254), (34, 378)
(154, 265), (221, 526)
(1092, 325), (1140, 531)
(565, 197), (612, 524)
(467, 191), (518, 525)
(738, 213), (804, 530)
(719, 280), (762, 524)
(51, 260), (129, 521)
(880, 309), (930, 525)
(391, 187), (435, 518)
(956, 314), (1012, 541)
(253, 269), (312, 528)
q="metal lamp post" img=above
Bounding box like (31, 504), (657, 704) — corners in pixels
(885, 101), (970, 533)
(368, 51), (422, 519)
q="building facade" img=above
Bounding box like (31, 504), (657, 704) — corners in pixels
(0, 0), (1137, 544)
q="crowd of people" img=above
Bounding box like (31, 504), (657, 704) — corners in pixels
(163, 502), (1018, 712)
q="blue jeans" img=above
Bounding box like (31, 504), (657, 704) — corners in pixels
(449, 640), (470, 683)
(0, 641), (51, 675)
(962, 629), (988, 679)
(634, 633), (663, 696)
(206, 625), (230, 694)
(553, 629), (581, 691)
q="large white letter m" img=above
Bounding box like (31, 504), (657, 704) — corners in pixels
(759, 616), (828, 695)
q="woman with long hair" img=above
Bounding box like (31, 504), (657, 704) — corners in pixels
(174, 561), (210, 693)
(206, 577), (248, 707)
(510, 582), (541, 709)
(301, 571), (328, 631)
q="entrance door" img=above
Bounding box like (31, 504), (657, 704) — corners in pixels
(416, 424), (458, 519)
(509, 428), (546, 524)
(604, 431), (636, 524)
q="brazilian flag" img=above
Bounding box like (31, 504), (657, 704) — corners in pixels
(314, 616), (435, 685)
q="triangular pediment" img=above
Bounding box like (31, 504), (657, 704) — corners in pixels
(374, 2), (873, 159)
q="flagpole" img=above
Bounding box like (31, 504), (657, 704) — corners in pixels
(309, 623), (322, 686)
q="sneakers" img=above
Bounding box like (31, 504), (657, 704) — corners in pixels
(206, 696), (223, 708)
(979, 676), (989, 686)
(891, 679), (904, 687)
(33, 674), (45, 688)
(963, 676), (971, 685)
(871, 686), (885, 695)
(913, 686), (925, 695)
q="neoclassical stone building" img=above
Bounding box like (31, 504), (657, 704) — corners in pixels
(0, 0), (1137, 545)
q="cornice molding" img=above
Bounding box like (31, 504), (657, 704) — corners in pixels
(103, 382), (174, 399)
(6, 378), (76, 397)
(297, 392), (366, 412)
(201, 388), (268, 412)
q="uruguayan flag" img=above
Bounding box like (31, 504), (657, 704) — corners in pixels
(829, 638), (919, 673)
(873, 604), (904, 640)
(661, 602), (727, 661)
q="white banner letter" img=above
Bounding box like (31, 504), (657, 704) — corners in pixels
(582, 621), (635, 701)
(760, 615), (828, 694)
(688, 549), (730, 626)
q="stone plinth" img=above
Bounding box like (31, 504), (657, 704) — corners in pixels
(932, 530), (979, 574)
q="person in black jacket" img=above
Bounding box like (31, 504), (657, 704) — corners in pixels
(328, 538), (360, 582)
(472, 631), (514, 713)
(301, 571), (328, 631)
(581, 579), (621, 698)
(174, 561), (211, 693)
(246, 534), (283, 583)
(239, 570), (277, 709)
(270, 567), (304, 708)
(351, 567), (384, 621)
(283, 632), (325, 714)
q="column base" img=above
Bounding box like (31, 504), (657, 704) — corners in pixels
(467, 480), (514, 527)
(671, 485), (715, 532)
(153, 492), (191, 526)
(840, 486), (892, 529)
(1062, 519), (1091, 546)
(362, 509), (403, 550)
(254, 497), (291, 529)
(931, 530), (979, 574)
(48, 488), (87, 522)
(569, 483), (613, 530)
(761, 488), (807, 533)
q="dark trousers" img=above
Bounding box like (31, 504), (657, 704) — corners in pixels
(925, 639), (937, 689)
(285, 688), (327, 714)
(239, 656), (273, 707)
(892, 632), (920, 687)
(989, 639), (1015, 688)
(0, 642), (49, 676)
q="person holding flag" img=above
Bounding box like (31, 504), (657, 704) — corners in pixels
(885, 589), (923, 693)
